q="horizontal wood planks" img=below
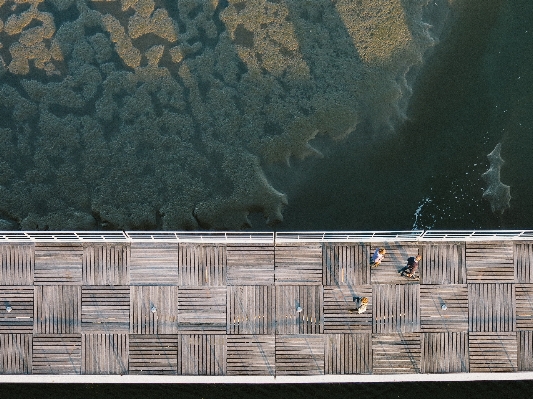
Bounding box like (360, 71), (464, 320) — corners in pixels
(0, 239), (530, 376)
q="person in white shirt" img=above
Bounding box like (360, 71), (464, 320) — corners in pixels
(370, 247), (386, 268)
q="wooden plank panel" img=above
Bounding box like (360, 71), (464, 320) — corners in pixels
(469, 332), (517, 372)
(275, 243), (322, 285)
(325, 333), (371, 374)
(466, 242), (514, 282)
(34, 243), (83, 285)
(420, 243), (465, 284)
(369, 244), (420, 284)
(178, 287), (226, 334)
(0, 286), (33, 333)
(227, 286), (274, 335)
(226, 335), (274, 376)
(32, 334), (81, 374)
(83, 243), (129, 286)
(0, 244), (34, 285)
(128, 334), (178, 375)
(468, 283), (515, 332)
(516, 284), (533, 330)
(323, 244), (369, 286)
(129, 242), (179, 285)
(420, 285), (468, 332)
(323, 285), (372, 333)
(275, 286), (322, 335)
(373, 284), (419, 333)
(421, 332), (468, 373)
(130, 286), (178, 334)
(0, 334), (32, 374)
(276, 335), (324, 375)
(178, 244), (226, 286)
(81, 287), (130, 333)
(518, 331), (533, 371)
(515, 243), (533, 283)
(179, 334), (226, 375)
(372, 333), (421, 374)
(34, 286), (80, 334)
(82, 333), (128, 374)
(227, 244), (274, 285)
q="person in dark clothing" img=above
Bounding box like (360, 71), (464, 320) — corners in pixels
(401, 255), (421, 279)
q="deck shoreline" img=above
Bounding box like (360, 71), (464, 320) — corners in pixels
(0, 230), (531, 379)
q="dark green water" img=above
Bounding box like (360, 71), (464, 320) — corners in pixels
(277, 0), (533, 232)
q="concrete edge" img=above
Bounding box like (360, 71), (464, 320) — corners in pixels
(1, 373), (533, 384)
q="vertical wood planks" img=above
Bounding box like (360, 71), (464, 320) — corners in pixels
(178, 244), (226, 286)
(421, 332), (468, 373)
(227, 286), (274, 334)
(325, 333), (371, 374)
(82, 333), (128, 374)
(420, 243), (465, 284)
(130, 286), (178, 334)
(275, 285), (322, 334)
(372, 284), (420, 333)
(179, 334), (226, 375)
(0, 244), (34, 285)
(83, 243), (129, 286)
(468, 283), (515, 332)
(34, 285), (81, 334)
(323, 243), (369, 286)
(0, 334), (32, 374)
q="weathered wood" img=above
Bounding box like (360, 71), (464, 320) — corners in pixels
(276, 335), (324, 375)
(275, 286), (322, 334)
(0, 286), (34, 333)
(469, 332), (517, 372)
(468, 283), (515, 332)
(226, 335), (275, 376)
(420, 285), (468, 332)
(128, 334), (178, 375)
(323, 243), (370, 286)
(515, 243), (533, 283)
(369, 244), (420, 284)
(179, 244), (226, 286)
(32, 334), (82, 374)
(83, 243), (129, 286)
(0, 244), (34, 285)
(421, 332), (468, 373)
(275, 243), (322, 285)
(0, 333), (31, 374)
(373, 284), (419, 333)
(34, 285), (80, 334)
(81, 286), (130, 332)
(129, 242), (179, 285)
(518, 331), (533, 371)
(325, 333), (371, 374)
(516, 284), (533, 330)
(323, 285), (372, 333)
(178, 287), (226, 334)
(130, 286), (178, 334)
(227, 286), (274, 335)
(179, 334), (226, 375)
(420, 243), (465, 284)
(82, 333), (128, 374)
(34, 243), (83, 285)
(226, 244), (274, 285)
(372, 333), (421, 374)
(466, 242), (514, 282)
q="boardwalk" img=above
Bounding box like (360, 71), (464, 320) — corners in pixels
(0, 231), (532, 377)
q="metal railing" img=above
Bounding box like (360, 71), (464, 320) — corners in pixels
(0, 230), (530, 242)
(275, 231), (424, 242)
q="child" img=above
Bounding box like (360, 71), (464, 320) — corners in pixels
(349, 297), (369, 314)
(370, 248), (386, 268)
(401, 255), (421, 279)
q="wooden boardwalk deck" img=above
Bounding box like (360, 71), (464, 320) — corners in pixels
(0, 234), (532, 376)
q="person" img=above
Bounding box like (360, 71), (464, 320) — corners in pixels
(401, 255), (421, 279)
(349, 297), (369, 314)
(370, 248), (386, 268)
